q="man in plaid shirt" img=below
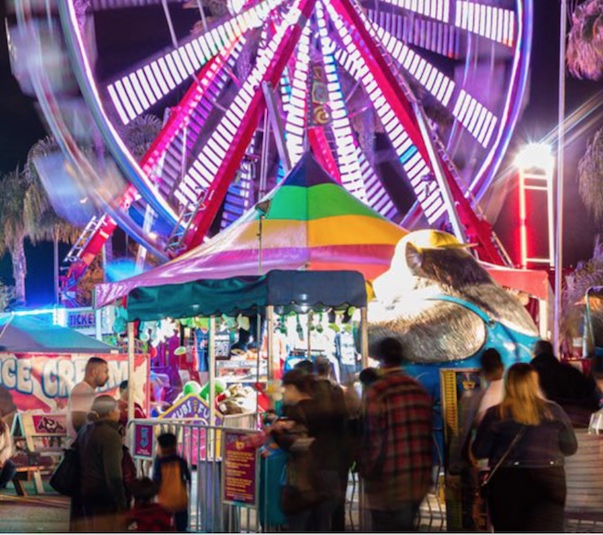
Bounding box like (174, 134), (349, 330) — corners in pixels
(360, 337), (433, 531)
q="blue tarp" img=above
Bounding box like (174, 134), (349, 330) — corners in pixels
(0, 314), (119, 353)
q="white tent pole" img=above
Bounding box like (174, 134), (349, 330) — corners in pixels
(256, 311), (261, 416)
(208, 316), (216, 427)
(127, 321), (135, 446)
(361, 307), (368, 369)
(267, 306), (274, 381)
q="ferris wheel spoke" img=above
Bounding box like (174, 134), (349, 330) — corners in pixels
(325, 3), (447, 224)
(373, 25), (498, 149)
(91, 0), (189, 11)
(374, 0), (450, 23)
(366, 9), (460, 59)
(314, 0), (370, 202)
(105, 0), (286, 125)
(140, 39), (246, 201)
(172, 0), (317, 249)
(454, 0), (516, 47)
(283, 25), (311, 167)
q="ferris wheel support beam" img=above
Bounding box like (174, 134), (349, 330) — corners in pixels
(184, 0), (318, 250)
(329, 0), (508, 265)
(262, 81), (292, 173)
(411, 100), (466, 244)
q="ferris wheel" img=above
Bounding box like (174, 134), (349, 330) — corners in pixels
(11, 0), (533, 287)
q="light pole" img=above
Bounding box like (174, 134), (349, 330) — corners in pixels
(255, 199), (272, 275)
(514, 143), (555, 270)
(554, 0), (568, 354)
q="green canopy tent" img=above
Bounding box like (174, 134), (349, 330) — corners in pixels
(119, 269), (368, 424)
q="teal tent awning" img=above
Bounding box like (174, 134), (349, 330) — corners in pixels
(0, 314), (120, 354)
(125, 270), (368, 321)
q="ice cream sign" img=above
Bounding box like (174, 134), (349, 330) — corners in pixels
(0, 352), (149, 413)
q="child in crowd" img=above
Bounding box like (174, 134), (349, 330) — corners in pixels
(153, 433), (191, 532)
(125, 477), (173, 532)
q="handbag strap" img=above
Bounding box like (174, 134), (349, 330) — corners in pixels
(482, 426), (526, 485)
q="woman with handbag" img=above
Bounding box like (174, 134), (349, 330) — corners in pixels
(77, 395), (128, 532)
(472, 363), (578, 532)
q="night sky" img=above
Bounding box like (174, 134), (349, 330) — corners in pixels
(0, 0), (602, 307)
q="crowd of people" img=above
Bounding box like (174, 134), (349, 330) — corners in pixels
(262, 336), (600, 532)
(1, 336), (599, 533)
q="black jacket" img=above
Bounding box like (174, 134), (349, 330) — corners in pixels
(77, 419), (126, 510)
(532, 355), (600, 425)
(472, 402), (578, 468)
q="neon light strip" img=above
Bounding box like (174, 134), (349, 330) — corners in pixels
(316, 1), (367, 201)
(455, 1), (515, 46)
(221, 135), (256, 229)
(374, 26), (455, 107)
(140, 40), (244, 175)
(367, 10), (459, 59)
(452, 89), (498, 147)
(325, 11), (446, 223)
(176, 1), (303, 208)
(145, 40), (246, 204)
(107, 0), (284, 124)
(284, 26), (311, 168)
(376, 0), (450, 22)
(91, 0), (189, 9)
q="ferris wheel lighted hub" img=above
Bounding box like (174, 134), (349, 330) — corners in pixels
(57, 0), (531, 263)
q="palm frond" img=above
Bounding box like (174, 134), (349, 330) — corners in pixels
(567, 0), (603, 80)
(578, 127), (603, 223)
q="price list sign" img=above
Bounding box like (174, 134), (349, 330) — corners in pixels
(222, 431), (259, 508)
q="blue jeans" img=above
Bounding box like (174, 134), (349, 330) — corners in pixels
(370, 502), (420, 532)
(0, 459), (16, 489)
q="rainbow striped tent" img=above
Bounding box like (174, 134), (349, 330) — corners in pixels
(95, 152), (407, 310)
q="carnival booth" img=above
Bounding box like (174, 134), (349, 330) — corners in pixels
(98, 269), (368, 532)
(95, 153), (404, 412)
(0, 313), (150, 494)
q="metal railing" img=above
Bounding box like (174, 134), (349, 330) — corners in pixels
(128, 416), (448, 532)
(128, 415), (260, 533)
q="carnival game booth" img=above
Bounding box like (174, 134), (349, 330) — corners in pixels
(99, 269), (368, 532)
(0, 313), (150, 494)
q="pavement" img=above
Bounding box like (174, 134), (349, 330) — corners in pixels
(0, 481), (69, 533)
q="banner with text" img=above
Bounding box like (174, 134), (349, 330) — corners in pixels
(0, 352), (150, 416)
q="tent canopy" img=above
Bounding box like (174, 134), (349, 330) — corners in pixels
(0, 314), (120, 353)
(95, 152), (406, 309)
(124, 270), (367, 321)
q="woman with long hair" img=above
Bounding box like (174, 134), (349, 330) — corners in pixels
(472, 362), (578, 531)
(77, 395), (127, 532)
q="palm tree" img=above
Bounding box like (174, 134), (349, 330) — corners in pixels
(577, 128), (603, 225)
(567, 0), (603, 80)
(561, 237), (603, 352)
(24, 137), (87, 303)
(0, 281), (15, 312)
(0, 168), (30, 306)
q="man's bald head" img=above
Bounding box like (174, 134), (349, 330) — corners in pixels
(85, 357), (109, 388)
